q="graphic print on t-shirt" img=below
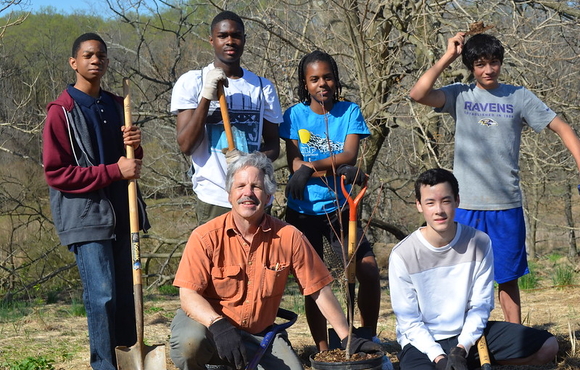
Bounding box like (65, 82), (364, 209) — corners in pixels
(206, 107), (260, 154)
(298, 128), (342, 162)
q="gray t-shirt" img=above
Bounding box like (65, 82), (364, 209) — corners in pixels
(438, 83), (556, 210)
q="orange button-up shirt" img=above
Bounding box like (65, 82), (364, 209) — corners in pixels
(173, 212), (334, 334)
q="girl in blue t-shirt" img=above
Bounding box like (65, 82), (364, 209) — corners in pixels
(279, 50), (381, 351)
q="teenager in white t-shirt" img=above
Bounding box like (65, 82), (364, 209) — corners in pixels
(171, 11), (282, 224)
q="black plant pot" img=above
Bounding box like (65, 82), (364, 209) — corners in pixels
(309, 350), (385, 370)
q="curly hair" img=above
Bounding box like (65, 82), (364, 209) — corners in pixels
(296, 50), (342, 104)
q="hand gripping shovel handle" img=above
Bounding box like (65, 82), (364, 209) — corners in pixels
(245, 308), (298, 370)
(217, 82), (235, 151)
(340, 173), (368, 324)
(477, 335), (492, 370)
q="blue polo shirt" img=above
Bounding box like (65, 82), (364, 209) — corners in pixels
(67, 84), (124, 166)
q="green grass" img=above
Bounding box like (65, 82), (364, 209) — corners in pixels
(547, 253), (564, 264)
(145, 305), (164, 314)
(157, 284), (179, 296)
(69, 299), (86, 317)
(519, 270), (540, 290)
(1, 356), (55, 370)
(519, 261), (540, 290)
(0, 300), (32, 323)
(552, 264), (575, 288)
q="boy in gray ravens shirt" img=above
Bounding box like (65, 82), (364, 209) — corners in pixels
(409, 32), (580, 324)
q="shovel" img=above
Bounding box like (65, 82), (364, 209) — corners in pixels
(115, 78), (167, 370)
(217, 82), (236, 151)
(340, 172), (369, 327)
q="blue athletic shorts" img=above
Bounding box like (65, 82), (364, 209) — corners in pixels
(454, 207), (529, 284)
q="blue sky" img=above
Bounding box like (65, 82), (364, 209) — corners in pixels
(24, 0), (117, 15)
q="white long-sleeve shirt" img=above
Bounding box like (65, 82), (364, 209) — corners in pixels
(388, 223), (494, 361)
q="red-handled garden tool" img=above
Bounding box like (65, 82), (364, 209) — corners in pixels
(340, 172), (369, 326)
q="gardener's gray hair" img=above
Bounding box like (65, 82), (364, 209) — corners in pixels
(226, 151), (277, 196)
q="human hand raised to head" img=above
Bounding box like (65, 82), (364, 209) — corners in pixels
(336, 164), (367, 186)
(208, 318), (248, 369)
(446, 32), (465, 60)
(445, 346), (468, 370)
(340, 333), (382, 354)
(117, 157), (142, 180)
(121, 125), (141, 149)
(285, 164), (314, 201)
(201, 67), (228, 101)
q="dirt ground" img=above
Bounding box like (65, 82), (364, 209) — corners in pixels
(1, 277), (579, 370)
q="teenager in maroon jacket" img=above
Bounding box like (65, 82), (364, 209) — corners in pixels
(43, 32), (149, 370)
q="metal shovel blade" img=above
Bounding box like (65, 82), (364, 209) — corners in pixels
(115, 342), (166, 370)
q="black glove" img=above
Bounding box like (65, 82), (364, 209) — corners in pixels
(208, 318), (248, 369)
(445, 347), (468, 370)
(336, 164), (367, 185)
(434, 356), (448, 370)
(285, 165), (314, 200)
(340, 333), (382, 354)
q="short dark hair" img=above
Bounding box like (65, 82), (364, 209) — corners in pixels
(297, 50), (342, 104)
(414, 168), (459, 202)
(211, 11), (245, 34)
(461, 33), (504, 72)
(72, 33), (107, 58)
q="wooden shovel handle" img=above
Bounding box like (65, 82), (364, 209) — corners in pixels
(477, 335), (492, 370)
(123, 78), (145, 346)
(217, 82), (235, 151)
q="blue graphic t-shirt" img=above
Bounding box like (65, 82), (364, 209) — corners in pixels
(280, 101), (370, 215)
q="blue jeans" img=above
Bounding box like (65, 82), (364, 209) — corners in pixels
(73, 236), (136, 370)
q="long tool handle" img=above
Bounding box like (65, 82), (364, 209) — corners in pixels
(340, 174), (369, 325)
(477, 335), (492, 370)
(217, 82), (235, 150)
(340, 175), (369, 284)
(123, 78), (144, 349)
